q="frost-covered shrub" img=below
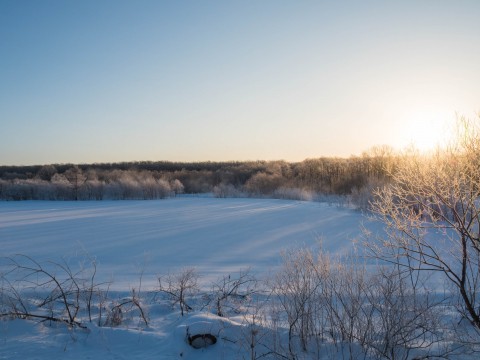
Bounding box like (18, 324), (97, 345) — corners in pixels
(157, 268), (199, 316)
(170, 179), (184, 195)
(350, 177), (384, 211)
(103, 182), (123, 200)
(105, 304), (123, 327)
(270, 246), (447, 359)
(79, 179), (104, 200)
(213, 183), (245, 198)
(51, 173), (73, 200)
(244, 172), (283, 196)
(273, 187), (314, 201)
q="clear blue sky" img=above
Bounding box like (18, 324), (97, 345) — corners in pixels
(1, 0), (479, 165)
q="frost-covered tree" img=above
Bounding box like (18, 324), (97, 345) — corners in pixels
(64, 166), (87, 200)
(36, 165), (57, 181)
(369, 116), (480, 331)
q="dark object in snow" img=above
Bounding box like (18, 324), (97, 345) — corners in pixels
(188, 334), (217, 349)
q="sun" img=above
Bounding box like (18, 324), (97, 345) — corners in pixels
(394, 110), (452, 153)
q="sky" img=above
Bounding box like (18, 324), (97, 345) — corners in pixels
(1, 0), (479, 165)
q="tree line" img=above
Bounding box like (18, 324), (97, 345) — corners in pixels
(0, 145), (397, 204)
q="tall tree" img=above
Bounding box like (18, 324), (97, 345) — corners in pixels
(64, 166), (87, 201)
(369, 116), (480, 330)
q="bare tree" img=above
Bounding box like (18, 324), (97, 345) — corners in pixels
(362, 266), (445, 360)
(321, 254), (374, 360)
(64, 166), (87, 201)
(0, 255), (99, 328)
(36, 165), (57, 181)
(157, 268), (199, 316)
(368, 116), (480, 334)
(239, 294), (287, 360)
(211, 269), (257, 317)
(271, 247), (323, 358)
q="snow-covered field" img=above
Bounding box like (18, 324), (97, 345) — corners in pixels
(0, 197), (367, 288)
(0, 198), (371, 359)
(0, 197), (424, 360)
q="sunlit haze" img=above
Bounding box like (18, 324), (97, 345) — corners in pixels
(1, 1), (479, 165)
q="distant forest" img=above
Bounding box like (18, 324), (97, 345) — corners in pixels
(0, 146), (397, 208)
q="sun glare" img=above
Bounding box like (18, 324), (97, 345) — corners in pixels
(395, 110), (452, 153)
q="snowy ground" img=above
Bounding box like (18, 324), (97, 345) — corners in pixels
(0, 197), (369, 288)
(0, 197), (424, 360)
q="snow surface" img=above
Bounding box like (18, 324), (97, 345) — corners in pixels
(0, 197), (370, 288)
(0, 198), (380, 359)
